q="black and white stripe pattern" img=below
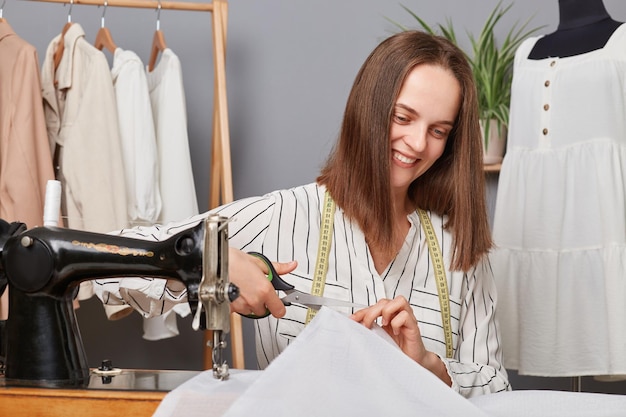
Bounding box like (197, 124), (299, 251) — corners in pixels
(95, 183), (510, 398)
(216, 183), (509, 397)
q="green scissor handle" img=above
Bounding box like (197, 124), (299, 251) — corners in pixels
(241, 252), (294, 319)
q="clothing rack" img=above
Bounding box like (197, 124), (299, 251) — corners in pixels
(25, 0), (241, 372)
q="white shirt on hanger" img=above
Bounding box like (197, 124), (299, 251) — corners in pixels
(146, 48), (199, 224)
(111, 47), (162, 227)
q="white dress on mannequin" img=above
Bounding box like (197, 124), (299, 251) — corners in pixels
(491, 23), (626, 376)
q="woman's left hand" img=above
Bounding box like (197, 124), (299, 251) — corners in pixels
(350, 296), (425, 362)
(350, 296), (452, 386)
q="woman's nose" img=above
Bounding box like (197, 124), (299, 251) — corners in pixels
(404, 126), (428, 152)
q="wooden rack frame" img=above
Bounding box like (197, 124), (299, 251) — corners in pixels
(25, 0), (242, 371)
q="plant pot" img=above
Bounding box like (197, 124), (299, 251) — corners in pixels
(481, 119), (507, 165)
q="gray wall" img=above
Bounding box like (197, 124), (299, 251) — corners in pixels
(5, 0), (626, 394)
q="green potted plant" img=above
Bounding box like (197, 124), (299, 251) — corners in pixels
(390, 1), (543, 164)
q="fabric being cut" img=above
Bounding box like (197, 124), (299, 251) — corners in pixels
(153, 307), (487, 417)
(152, 370), (262, 417)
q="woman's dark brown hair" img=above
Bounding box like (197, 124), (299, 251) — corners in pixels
(317, 30), (491, 271)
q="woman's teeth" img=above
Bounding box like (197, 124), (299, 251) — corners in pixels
(393, 152), (416, 164)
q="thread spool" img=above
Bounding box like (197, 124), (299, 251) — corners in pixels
(43, 180), (62, 227)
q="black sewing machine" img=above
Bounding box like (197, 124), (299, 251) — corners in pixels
(0, 215), (238, 389)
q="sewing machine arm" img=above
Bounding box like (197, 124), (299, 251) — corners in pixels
(0, 215), (236, 387)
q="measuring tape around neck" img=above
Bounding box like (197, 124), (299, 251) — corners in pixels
(416, 208), (453, 358)
(305, 191), (336, 324)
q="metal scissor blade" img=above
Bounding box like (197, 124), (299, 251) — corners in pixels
(281, 291), (368, 310)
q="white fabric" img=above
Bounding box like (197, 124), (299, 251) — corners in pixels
(152, 309), (626, 417)
(111, 48), (162, 227)
(146, 48), (198, 224)
(94, 183), (510, 397)
(153, 370), (263, 417)
(491, 24), (626, 376)
(154, 308), (488, 417)
(94, 272), (187, 318)
(469, 390), (626, 417)
(143, 310), (180, 341)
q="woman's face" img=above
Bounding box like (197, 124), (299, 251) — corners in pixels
(389, 63), (461, 195)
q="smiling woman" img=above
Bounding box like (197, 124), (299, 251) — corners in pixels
(94, 30), (509, 398)
(388, 64), (461, 205)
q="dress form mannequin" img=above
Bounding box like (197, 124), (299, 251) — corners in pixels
(528, 0), (623, 59)
(492, 0), (626, 388)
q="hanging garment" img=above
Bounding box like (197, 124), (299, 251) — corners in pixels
(99, 47), (170, 335)
(491, 24), (626, 376)
(41, 23), (128, 234)
(140, 48), (199, 340)
(111, 48), (162, 227)
(0, 20), (57, 320)
(146, 48), (199, 224)
(0, 21), (56, 229)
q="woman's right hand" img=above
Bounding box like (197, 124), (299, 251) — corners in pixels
(227, 247), (297, 318)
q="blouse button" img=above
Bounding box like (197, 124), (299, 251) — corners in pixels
(544, 80), (550, 87)
(542, 128), (548, 135)
(550, 60), (556, 67)
(543, 104), (550, 111)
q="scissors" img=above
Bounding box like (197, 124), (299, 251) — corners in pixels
(242, 252), (367, 319)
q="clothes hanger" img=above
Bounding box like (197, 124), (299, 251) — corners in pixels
(53, 0), (74, 70)
(148, 0), (167, 72)
(94, 0), (117, 54)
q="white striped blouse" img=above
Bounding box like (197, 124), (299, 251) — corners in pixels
(95, 183), (511, 398)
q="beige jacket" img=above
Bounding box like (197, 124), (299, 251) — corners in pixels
(41, 23), (127, 233)
(0, 21), (56, 229)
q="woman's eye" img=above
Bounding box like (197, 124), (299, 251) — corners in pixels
(394, 114), (409, 123)
(432, 128), (447, 138)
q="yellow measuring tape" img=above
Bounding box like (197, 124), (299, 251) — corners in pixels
(305, 191), (336, 324)
(303, 196), (452, 358)
(417, 208), (453, 358)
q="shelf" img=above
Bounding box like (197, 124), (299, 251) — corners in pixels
(483, 163), (501, 173)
